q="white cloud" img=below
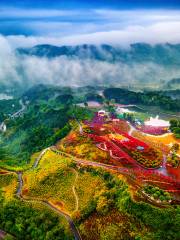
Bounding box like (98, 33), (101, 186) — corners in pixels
(1, 9), (180, 47)
(0, 35), (180, 90)
(1, 8), (180, 89)
(1, 9), (180, 45)
(4, 21), (180, 49)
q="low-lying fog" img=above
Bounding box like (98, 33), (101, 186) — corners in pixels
(0, 35), (180, 90)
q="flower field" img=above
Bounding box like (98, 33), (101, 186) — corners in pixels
(0, 172), (18, 200)
(79, 209), (143, 240)
(57, 130), (110, 164)
(133, 131), (179, 152)
(22, 151), (77, 213)
(22, 149), (106, 215)
(75, 171), (105, 213)
(85, 123), (163, 169)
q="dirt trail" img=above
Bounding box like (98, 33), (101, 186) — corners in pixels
(71, 169), (79, 212)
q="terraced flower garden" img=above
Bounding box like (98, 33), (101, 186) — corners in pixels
(22, 150), (107, 215)
(130, 148), (162, 168)
(57, 130), (110, 164)
(85, 123), (163, 169)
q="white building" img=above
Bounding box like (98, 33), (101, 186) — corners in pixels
(98, 110), (106, 117)
(144, 116), (170, 128)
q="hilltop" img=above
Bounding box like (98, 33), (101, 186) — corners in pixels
(18, 43), (180, 66)
(0, 84), (180, 240)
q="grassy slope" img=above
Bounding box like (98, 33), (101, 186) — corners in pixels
(22, 150), (105, 214)
(1, 146), (180, 240)
(0, 168), (73, 239)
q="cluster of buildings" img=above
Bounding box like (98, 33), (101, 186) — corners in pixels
(97, 108), (170, 134)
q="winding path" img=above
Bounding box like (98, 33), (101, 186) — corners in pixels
(128, 122), (136, 136)
(43, 201), (81, 240)
(71, 169), (79, 212)
(50, 147), (180, 205)
(11, 150), (82, 240)
(73, 113), (83, 135)
(0, 99), (26, 133)
(1, 144), (178, 239)
(33, 147), (50, 169)
(11, 100), (26, 119)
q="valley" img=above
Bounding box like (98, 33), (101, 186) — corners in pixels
(0, 85), (180, 240)
(1, 1), (180, 239)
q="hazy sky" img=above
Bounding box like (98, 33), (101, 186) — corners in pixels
(0, 0), (180, 47)
(1, 1), (180, 88)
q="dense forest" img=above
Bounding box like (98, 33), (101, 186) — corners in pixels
(104, 88), (180, 111)
(72, 167), (180, 240)
(170, 119), (180, 138)
(0, 85), (93, 166)
(1, 85), (180, 167)
(0, 192), (72, 240)
(0, 85), (180, 239)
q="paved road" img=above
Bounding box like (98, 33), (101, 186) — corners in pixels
(11, 99), (26, 119)
(43, 201), (82, 240)
(0, 122), (6, 132)
(32, 148), (50, 169)
(127, 122), (136, 136)
(51, 148), (180, 206)
(0, 99), (26, 133)
(2, 143), (176, 240)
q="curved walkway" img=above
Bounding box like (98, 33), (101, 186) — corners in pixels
(44, 201), (81, 240)
(1, 144), (178, 239)
(51, 147), (180, 206)
(128, 122), (136, 136)
(32, 147), (50, 169)
(71, 169), (79, 212)
(0, 99), (26, 133)
(3, 149), (82, 240)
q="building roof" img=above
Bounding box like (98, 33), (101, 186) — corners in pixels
(144, 116), (170, 127)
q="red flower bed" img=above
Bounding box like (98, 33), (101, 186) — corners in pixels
(137, 125), (168, 135)
(167, 166), (180, 181)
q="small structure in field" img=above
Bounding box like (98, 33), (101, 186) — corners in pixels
(144, 116), (170, 128)
(138, 115), (170, 135)
(98, 110), (106, 117)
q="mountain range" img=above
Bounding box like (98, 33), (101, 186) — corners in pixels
(17, 43), (180, 66)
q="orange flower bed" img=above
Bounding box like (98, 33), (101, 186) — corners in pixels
(144, 133), (180, 155)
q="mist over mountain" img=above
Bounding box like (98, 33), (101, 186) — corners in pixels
(14, 42), (180, 90)
(1, 36), (180, 92)
(18, 43), (180, 66)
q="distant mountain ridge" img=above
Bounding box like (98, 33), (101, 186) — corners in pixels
(17, 43), (180, 66)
